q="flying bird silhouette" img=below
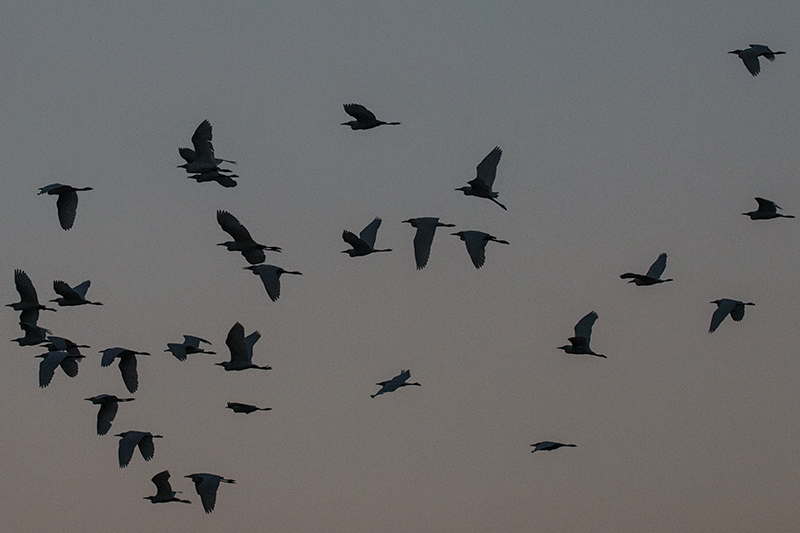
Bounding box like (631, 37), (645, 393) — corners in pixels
(557, 311), (605, 358)
(455, 146), (507, 210)
(165, 335), (215, 362)
(226, 402), (272, 414)
(620, 253), (673, 286)
(342, 217), (392, 257)
(451, 230), (509, 269)
(50, 280), (102, 306)
(216, 322), (270, 371)
(186, 169), (239, 188)
(216, 210), (281, 265)
(244, 264), (302, 302)
(144, 470), (191, 504)
(36, 349), (84, 388)
(100, 348), (151, 393)
(185, 473), (235, 514)
(115, 430), (162, 468)
(402, 217), (456, 270)
(340, 104), (400, 130)
(729, 44), (785, 76)
(531, 441), (577, 453)
(7, 269), (56, 326)
(12, 322), (51, 346)
(709, 299), (754, 333)
(742, 197), (794, 220)
(371, 369), (421, 398)
(38, 183), (93, 230)
(85, 394), (135, 435)
(178, 120), (237, 173)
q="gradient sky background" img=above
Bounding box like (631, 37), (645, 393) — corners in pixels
(2, 2), (799, 532)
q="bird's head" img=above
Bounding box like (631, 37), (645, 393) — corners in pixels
(729, 50), (744, 55)
(454, 186), (470, 192)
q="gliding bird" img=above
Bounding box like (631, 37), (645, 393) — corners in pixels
(709, 299), (754, 333)
(185, 473), (236, 514)
(217, 210), (281, 265)
(100, 348), (151, 393)
(144, 470), (191, 504)
(38, 183), (93, 230)
(620, 253), (673, 286)
(402, 217), (455, 270)
(742, 197), (794, 220)
(729, 44), (785, 76)
(455, 146), (507, 210)
(165, 335), (215, 362)
(371, 369), (421, 398)
(340, 104), (400, 130)
(531, 441), (577, 453)
(226, 402), (272, 414)
(451, 230), (509, 269)
(7, 269), (56, 326)
(557, 311), (605, 358)
(342, 217), (392, 257)
(244, 264), (302, 302)
(51, 280), (102, 306)
(85, 394), (135, 435)
(216, 322), (270, 371)
(115, 430), (162, 468)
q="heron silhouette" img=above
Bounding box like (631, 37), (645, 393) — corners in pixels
(216, 322), (270, 371)
(217, 210), (281, 265)
(100, 348), (151, 393)
(531, 441), (577, 452)
(115, 430), (162, 468)
(455, 146), (507, 210)
(244, 264), (302, 302)
(451, 231), (509, 269)
(38, 183), (93, 230)
(226, 402), (272, 414)
(165, 335), (215, 361)
(557, 311), (605, 358)
(709, 299), (754, 333)
(620, 253), (673, 285)
(341, 104), (400, 130)
(85, 394), (135, 435)
(7, 269), (56, 326)
(729, 44), (785, 76)
(185, 473), (236, 513)
(51, 280), (102, 306)
(742, 197), (794, 220)
(371, 369), (421, 398)
(144, 470), (191, 504)
(178, 120), (236, 173)
(402, 217), (455, 270)
(342, 217), (392, 257)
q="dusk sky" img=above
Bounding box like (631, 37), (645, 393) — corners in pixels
(2, 2), (800, 532)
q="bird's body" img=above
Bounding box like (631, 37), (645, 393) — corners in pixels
(144, 470), (191, 504)
(12, 322), (51, 346)
(402, 217), (455, 270)
(36, 350), (84, 388)
(531, 441), (577, 453)
(115, 430), (162, 468)
(38, 183), (93, 230)
(187, 169), (239, 188)
(620, 253), (673, 286)
(709, 299), (754, 333)
(85, 394), (135, 435)
(244, 264), (302, 301)
(216, 210), (281, 265)
(729, 44), (785, 76)
(557, 311), (605, 358)
(7, 269), (56, 326)
(371, 369), (421, 398)
(455, 146), (507, 210)
(216, 322), (270, 371)
(742, 197), (794, 220)
(341, 104), (400, 130)
(178, 120), (237, 174)
(51, 280), (102, 306)
(451, 230), (509, 269)
(226, 402), (271, 414)
(342, 217), (392, 257)
(100, 348), (151, 393)
(165, 335), (215, 361)
(185, 473), (235, 514)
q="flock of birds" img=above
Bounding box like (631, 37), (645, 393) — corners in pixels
(7, 44), (790, 511)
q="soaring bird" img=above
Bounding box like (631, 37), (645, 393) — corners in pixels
(342, 217), (392, 257)
(371, 369), (421, 398)
(557, 311), (605, 358)
(85, 394), (135, 436)
(144, 470), (191, 504)
(709, 299), (754, 333)
(36, 350), (84, 388)
(216, 322), (270, 371)
(100, 348), (151, 393)
(38, 183), (93, 230)
(620, 253), (673, 286)
(340, 104), (400, 130)
(455, 146), (507, 210)
(165, 335), (215, 362)
(244, 264), (302, 302)
(217, 210), (281, 265)
(51, 280), (102, 306)
(451, 230), (509, 269)
(226, 402), (272, 414)
(742, 197), (794, 220)
(115, 431), (162, 468)
(185, 473), (235, 514)
(531, 441), (577, 453)
(7, 269), (56, 326)
(178, 120), (237, 174)
(729, 44), (785, 76)
(402, 217), (456, 270)
(12, 322), (51, 346)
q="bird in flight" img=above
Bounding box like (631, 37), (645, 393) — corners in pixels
(165, 335), (215, 362)
(36, 349), (84, 388)
(100, 348), (151, 393)
(531, 441), (577, 453)
(38, 184), (93, 230)
(620, 253), (673, 286)
(217, 210), (281, 265)
(51, 280), (102, 306)
(371, 369), (421, 398)
(402, 217), (455, 270)
(244, 264), (302, 302)
(115, 430), (163, 468)
(557, 311), (605, 358)
(8, 269), (56, 326)
(729, 44), (785, 76)
(226, 402), (272, 414)
(144, 470), (191, 504)
(85, 394), (135, 436)
(342, 217), (392, 257)
(742, 197), (794, 220)
(12, 322), (51, 346)
(451, 230), (509, 269)
(341, 104), (400, 130)
(216, 322), (270, 371)
(455, 146), (507, 210)
(178, 120), (237, 174)
(185, 473), (236, 513)
(709, 299), (754, 333)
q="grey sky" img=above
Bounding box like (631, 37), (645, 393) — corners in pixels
(2, 2), (799, 531)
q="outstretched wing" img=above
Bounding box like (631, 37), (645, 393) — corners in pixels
(96, 401), (119, 435)
(644, 253), (668, 279)
(217, 210), (254, 243)
(138, 435), (156, 461)
(39, 351), (67, 388)
(191, 120), (215, 161)
(359, 217), (382, 248)
(118, 354), (139, 393)
(754, 197), (778, 213)
(461, 231), (488, 269)
(55, 189), (79, 230)
(411, 219), (437, 270)
(343, 103), (376, 122)
(53, 280), (80, 300)
(574, 311), (598, 342)
(709, 299), (736, 332)
(14, 269), (39, 304)
(178, 147), (195, 163)
(473, 146), (502, 189)
(255, 266), (281, 302)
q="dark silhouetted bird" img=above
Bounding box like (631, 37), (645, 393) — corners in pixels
(100, 348), (151, 393)
(12, 322), (51, 346)
(165, 335), (215, 362)
(185, 473), (236, 513)
(144, 470), (191, 504)
(85, 394), (135, 436)
(226, 402), (272, 414)
(178, 120), (236, 174)
(7, 269), (56, 326)
(340, 104), (400, 130)
(342, 217), (392, 257)
(729, 44), (785, 76)
(531, 441), (577, 452)
(620, 253), (673, 286)
(402, 217), (455, 270)
(371, 369), (421, 398)
(557, 311), (605, 358)
(709, 299), (754, 333)
(216, 322), (270, 371)
(38, 183), (93, 230)
(455, 146), (507, 210)
(244, 264), (302, 302)
(217, 210), (281, 264)
(451, 230), (509, 269)
(36, 349), (84, 388)
(742, 197), (794, 220)
(115, 430), (162, 468)
(51, 280), (102, 306)
(186, 169), (239, 188)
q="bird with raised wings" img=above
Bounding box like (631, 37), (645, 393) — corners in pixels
(371, 369), (421, 398)
(144, 470), (191, 504)
(451, 230), (509, 269)
(7, 269), (56, 326)
(244, 264), (302, 302)
(100, 348), (151, 393)
(165, 335), (215, 362)
(340, 103), (400, 130)
(342, 217), (392, 257)
(226, 402), (272, 414)
(557, 311), (605, 358)
(85, 394), (135, 436)
(742, 197), (794, 220)
(38, 183), (93, 230)
(729, 44), (785, 76)
(402, 217), (455, 270)
(185, 473), (235, 513)
(50, 280), (102, 306)
(709, 299), (754, 333)
(620, 253), (673, 286)
(217, 210), (281, 265)
(178, 120), (237, 174)
(455, 146), (507, 210)
(216, 322), (270, 371)
(531, 441), (577, 453)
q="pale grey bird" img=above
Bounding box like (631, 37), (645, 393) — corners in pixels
(165, 335), (215, 362)
(620, 253), (673, 286)
(217, 210), (281, 265)
(7, 269), (56, 326)
(371, 369), (421, 398)
(451, 230), (509, 269)
(100, 348), (151, 393)
(244, 264), (302, 302)
(186, 169), (239, 188)
(216, 322), (270, 371)
(531, 441), (577, 453)
(342, 217), (392, 257)
(557, 311), (605, 358)
(115, 430), (162, 468)
(36, 350), (84, 388)
(38, 183), (93, 230)
(226, 402), (272, 414)
(144, 470), (191, 504)
(729, 44), (785, 76)
(340, 103), (400, 130)
(742, 197), (795, 220)
(85, 394), (135, 436)
(185, 473), (236, 514)
(12, 322), (51, 346)
(178, 120), (237, 174)
(51, 280), (102, 306)
(709, 299), (755, 333)
(455, 146), (507, 210)
(402, 217), (456, 270)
